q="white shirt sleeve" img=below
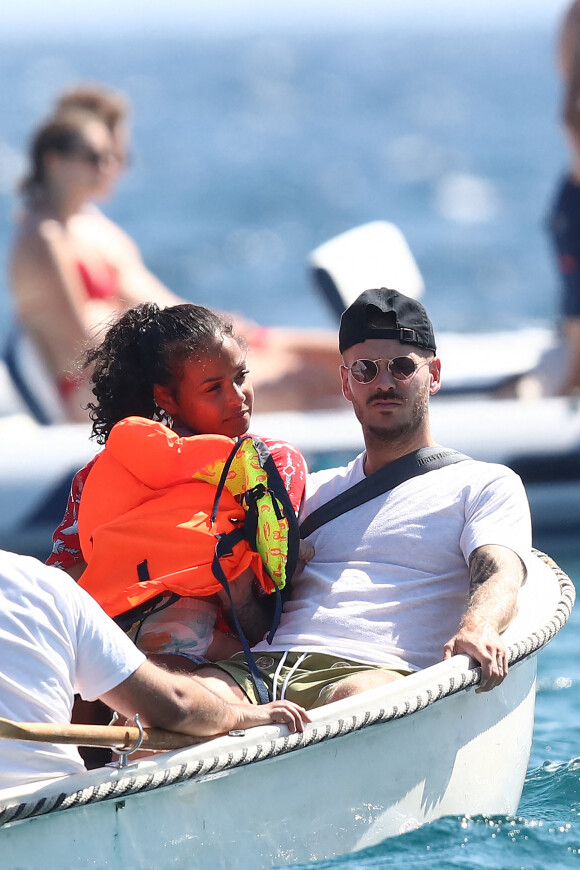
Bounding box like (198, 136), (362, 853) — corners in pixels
(459, 464), (532, 568)
(68, 577), (146, 702)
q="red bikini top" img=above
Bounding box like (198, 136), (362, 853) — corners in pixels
(77, 260), (119, 300)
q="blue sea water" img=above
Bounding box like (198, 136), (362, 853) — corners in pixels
(0, 20), (578, 870)
(0, 24), (568, 337)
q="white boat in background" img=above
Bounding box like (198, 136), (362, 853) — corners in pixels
(0, 549), (573, 870)
(308, 220), (561, 395)
(0, 219), (577, 561)
(253, 393), (580, 538)
(0, 389), (578, 563)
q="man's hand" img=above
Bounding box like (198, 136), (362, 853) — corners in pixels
(443, 619), (508, 693)
(442, 544), (525, 693)
(296, 539), (315, 574)
(234, 700), (311, 733)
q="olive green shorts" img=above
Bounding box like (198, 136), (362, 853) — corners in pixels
(214, 651), (412, 709)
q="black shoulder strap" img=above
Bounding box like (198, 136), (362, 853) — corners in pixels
(299, 447), (469, 539)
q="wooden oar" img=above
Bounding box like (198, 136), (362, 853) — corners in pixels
(0, 717), (204, 751)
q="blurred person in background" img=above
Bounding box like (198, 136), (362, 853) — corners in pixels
(548, 0), (580, 395)
(9, 83), (343, 421)
(9, 105), (179, 421)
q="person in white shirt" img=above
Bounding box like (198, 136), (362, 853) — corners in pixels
(192, 288), (531, 709)
(0, 550), (308, 790)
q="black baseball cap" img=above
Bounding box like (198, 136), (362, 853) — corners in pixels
(339, 288), (437, 354)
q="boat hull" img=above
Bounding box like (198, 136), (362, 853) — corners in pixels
(0, 659), (535, 869)
(0, 550), (571, 870)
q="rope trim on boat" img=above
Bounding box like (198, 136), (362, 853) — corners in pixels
(0, 549), (574, 828)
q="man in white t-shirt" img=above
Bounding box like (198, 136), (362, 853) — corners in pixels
(194, 288), (531, 708)
(0, 550), (308, 790)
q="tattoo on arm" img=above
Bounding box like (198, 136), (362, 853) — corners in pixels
(464, 544), (526, 633)
(468, 546), (506, 594)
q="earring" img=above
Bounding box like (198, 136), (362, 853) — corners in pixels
(154, 403), (173, 428)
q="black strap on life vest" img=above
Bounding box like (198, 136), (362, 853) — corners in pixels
(114, 591), (181, 636)
(210, 436), (249, 523)
(300, 446), (470, 539)
(212, 434), (300, 593)
(211, 530), (271, 705)
(210, 436), (283, 634)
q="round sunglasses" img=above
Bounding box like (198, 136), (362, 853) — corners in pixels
(343, 356), (432, 384)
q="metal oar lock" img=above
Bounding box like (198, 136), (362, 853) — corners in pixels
(108, 711), (145, 768)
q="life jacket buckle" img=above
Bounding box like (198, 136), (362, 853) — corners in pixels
(247, 482), (267, 503)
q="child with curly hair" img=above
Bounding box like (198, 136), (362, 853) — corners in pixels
(47, 302), (309, 667)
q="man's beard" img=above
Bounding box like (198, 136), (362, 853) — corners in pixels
(352, 382), (430, 446)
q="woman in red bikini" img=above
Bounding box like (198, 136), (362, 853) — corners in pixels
(9, 86), (344, 420)
(9, 108), (179, 420)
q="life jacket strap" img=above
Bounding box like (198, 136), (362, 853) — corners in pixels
(212, 530), (271, 705)
(114, 591), (181, 636)
(210, 435), (252, 523)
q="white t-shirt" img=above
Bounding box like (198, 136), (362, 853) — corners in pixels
(254, 452), (532, 671)
(0, 550), (145, 790)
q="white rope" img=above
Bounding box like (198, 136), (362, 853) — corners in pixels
(280, 652), (308, 700)
(271, 650), (289, 702)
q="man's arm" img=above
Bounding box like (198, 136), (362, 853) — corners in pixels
(442, 544), (526, 693)
(100, 660), (310, 736)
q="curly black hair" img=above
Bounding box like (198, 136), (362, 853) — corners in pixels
(84, 302), (236, 444)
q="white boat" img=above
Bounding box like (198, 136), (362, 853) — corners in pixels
(0, 219), (576, 559)
(0, 380), (579, 563)
(308, 220), (562, 395)
(253, 394), (580, 538)
(0, 223), (575, 866)
(0, 549), (573, 870)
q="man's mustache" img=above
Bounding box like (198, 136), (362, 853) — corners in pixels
(366, 389), (408, 405)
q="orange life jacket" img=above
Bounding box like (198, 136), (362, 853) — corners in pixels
(78, 417), (298, 619)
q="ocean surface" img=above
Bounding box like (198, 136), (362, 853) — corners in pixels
(0, 23), (569, 336)
(0, 20), (579, 870)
